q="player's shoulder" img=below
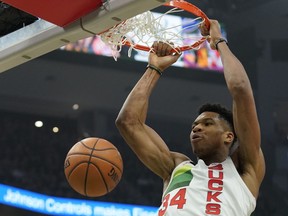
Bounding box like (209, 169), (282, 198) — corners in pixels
(163, 151), (194, 186)
(170, 151), (194, 167)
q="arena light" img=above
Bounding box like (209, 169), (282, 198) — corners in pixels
(34, 121), (43, 128)
(52, 127), (59, 133)
(72, 104), (79, 110)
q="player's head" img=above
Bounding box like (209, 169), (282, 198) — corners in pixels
(190, 103), (237, 160)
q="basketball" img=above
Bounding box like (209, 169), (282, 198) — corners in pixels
(64, 137), (123, 197)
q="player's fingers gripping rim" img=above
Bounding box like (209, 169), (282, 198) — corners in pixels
(151, 41), (167, 56)
(199, 20), (210, 36)
(151, 41), (160, 56)
(164, 43), (174, 56)
(158, 41), (167, 57)
(152, 41), (181, 57)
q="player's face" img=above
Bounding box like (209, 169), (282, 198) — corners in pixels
(190, 112), (227, 159)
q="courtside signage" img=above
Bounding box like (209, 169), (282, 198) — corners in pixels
(0, 183), (157, 216)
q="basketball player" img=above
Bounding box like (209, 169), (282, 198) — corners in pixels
(115, 19), (265, 215)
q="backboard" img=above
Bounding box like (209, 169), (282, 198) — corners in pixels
(0, 0), (169, 73)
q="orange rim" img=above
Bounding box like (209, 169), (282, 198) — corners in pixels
(123, 0), (210, 52)
(165, 0), (210, 29)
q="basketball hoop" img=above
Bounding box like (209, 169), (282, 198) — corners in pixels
(99, 0), (210, 60)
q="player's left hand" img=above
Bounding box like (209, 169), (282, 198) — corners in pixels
(149, 41), (181, 72)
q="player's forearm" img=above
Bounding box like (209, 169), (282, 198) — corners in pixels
(218, 44), (253, 96)
(116, 68), (160, 125)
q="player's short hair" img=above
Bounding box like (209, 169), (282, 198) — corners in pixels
(198, 103), (237, 144)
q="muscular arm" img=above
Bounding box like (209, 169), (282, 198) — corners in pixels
(115, 43), (189, 181)
(208, 21), (265, 198)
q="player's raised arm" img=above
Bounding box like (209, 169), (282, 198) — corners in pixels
(201, 20), (265, 198)
(115, 42), (187, 180)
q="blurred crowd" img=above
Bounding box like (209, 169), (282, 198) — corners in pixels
(0, 110), (162, 207)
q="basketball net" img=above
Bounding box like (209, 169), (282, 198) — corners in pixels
(99, 0), (210, 61)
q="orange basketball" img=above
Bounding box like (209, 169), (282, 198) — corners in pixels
(64, 137), (123, 197)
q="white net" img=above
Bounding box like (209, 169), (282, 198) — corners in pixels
(99, 7), (206, 61)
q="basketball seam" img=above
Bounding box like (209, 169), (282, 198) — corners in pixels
(67, 152), (123, 172)
(88, 162), (109, 193)
(67, 147), (117, 152)
(67, 162), (88, 179)
(80, 140), (114, 150)
(83, 138), (98, 196)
